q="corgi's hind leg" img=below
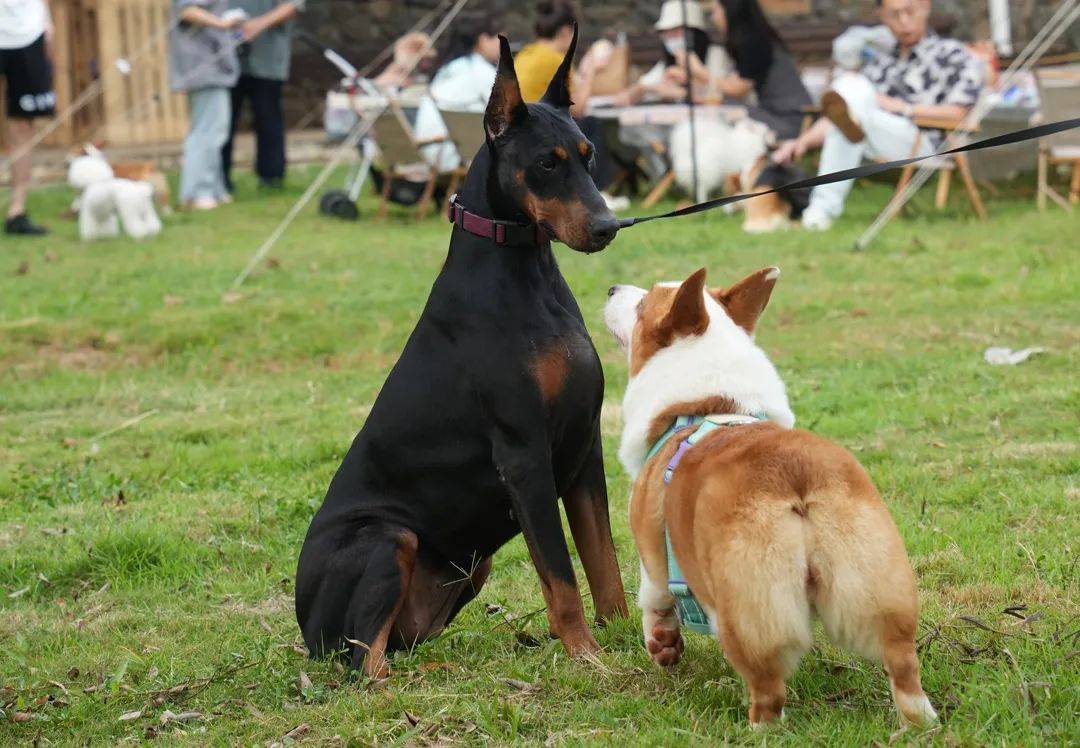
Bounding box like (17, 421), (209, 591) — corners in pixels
(712, 507), (813, 726)
(882, 618), (938, 726)
(810, 501), (937, 726)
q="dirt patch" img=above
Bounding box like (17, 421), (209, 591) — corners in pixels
(934, 580), (1074, 610)
(12, 340), (153, 374)
(997, 441), (1077, 459)
(216, 594), (293, 618)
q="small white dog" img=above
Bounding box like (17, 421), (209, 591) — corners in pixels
(669, 116), (773, 203)
(79, 179), (162, 241)
(67, 145), (114, 213)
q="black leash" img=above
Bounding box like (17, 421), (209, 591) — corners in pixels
(617, 117), (1080, 229)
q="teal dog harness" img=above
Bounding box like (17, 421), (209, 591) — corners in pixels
(644, 413), (765, 635)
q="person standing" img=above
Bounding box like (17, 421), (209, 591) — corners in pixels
(0, 0), (55, 235)
(221, 0), (304, 193)
(171, 0), (242, 210)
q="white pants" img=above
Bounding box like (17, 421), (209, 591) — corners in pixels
(808, 73), (934, 219)
(181, 87), (231, 202)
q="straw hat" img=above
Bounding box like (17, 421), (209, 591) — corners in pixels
(654, 0), (708, 32)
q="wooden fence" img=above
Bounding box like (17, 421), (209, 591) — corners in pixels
(0, 0), (187, 150)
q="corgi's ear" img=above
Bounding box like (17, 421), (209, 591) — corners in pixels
(540, 22), (577, 108)
(711, 267), (780, 336)
(662, 267), (710, 340)
(485, 35), (528, 141)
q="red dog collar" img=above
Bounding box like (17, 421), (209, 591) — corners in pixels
(447, 194), (543, 247)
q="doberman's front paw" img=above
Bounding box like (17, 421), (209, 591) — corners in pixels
(561, 628), (601, 659)
(646, 622), (684, 667)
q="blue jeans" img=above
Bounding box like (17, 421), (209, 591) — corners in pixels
(181, 87), (230, 202)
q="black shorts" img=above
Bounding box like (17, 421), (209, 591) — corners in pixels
(0, 34), (55, 119)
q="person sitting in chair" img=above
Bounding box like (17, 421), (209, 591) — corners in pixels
(413, 13), (503, 171)
(772, 0), (984, 231)
(514, 0), (627, 210)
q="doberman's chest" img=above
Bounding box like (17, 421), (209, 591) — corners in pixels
(529, 326), (601, 413)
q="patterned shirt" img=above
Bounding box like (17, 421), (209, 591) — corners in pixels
(862, 32), (984, 109)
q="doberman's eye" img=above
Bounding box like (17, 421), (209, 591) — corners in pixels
(581, 149), (595, 169)
(537, 155), (557, 172)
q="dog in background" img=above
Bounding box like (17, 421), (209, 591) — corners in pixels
(737, 159), (810, 233)
(67, 144), (171, 213)
(604, 267), (937, 728)
(79, 179), (162, 241)
(669, 118), (809, 233)
(670, 116), (772, 205)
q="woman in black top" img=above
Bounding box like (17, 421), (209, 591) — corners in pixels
(701, 0), (812, 139)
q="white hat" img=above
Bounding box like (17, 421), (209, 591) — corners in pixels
(654, 0), (708, 32)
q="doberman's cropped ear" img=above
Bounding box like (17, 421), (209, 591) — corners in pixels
(662, 267), (710, 340)
(485, 35), (528, 141)
(540, 22), (578, 109)
(711, 267), (780, 336)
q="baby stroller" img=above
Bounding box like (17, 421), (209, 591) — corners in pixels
(315, 44), (443, 220)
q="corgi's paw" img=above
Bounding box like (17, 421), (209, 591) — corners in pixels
(646, 622), (684, 667)
(896, 692), (938, 727)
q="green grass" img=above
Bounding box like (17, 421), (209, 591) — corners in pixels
(1, 170), (1077, 745)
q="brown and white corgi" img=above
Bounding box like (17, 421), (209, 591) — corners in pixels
(604, 267), (937, 728)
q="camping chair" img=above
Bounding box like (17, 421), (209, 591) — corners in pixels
(892, 116), (987, 218)
(370, 104), (452, 220)
(1035, 69), (1080, 211)
(438, 109), (486, 208)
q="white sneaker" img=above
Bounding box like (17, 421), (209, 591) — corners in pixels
(801, 205), (833, 231)
(189, 197), (219, 211)
(601, 192), (631, 212)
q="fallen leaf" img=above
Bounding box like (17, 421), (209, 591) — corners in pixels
(297, 671), (313, 691)
(514, 630), (542, 648)
(11, 712), (32, 722)
(15, 261), (29, 276)
(160, 709), (201, 723)
(221, 291), (244, 304)
(67, 667), (80, 679)
(418, 662), (455, 673)
(7, 586), (30, 599)
(119, 710), (143, 721)
(163, 294), (184, 307)
(283, 723), (310, 740)
(403, 710), (421, 727)
(502, 678), (538, 693)
(41, 527), (67, 537)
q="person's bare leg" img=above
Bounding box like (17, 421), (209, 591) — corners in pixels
(7, 119), (34, 219)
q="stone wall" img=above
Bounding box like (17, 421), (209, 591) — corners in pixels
(282, 0), (1078, 125)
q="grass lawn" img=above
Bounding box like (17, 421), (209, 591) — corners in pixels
(1, 170), (1077, 745)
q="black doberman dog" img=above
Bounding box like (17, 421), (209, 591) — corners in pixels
(296, 29), (628, 677)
